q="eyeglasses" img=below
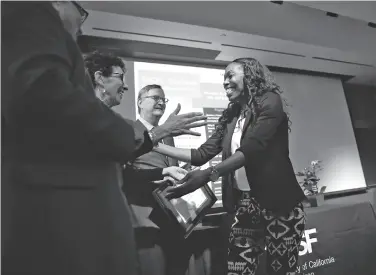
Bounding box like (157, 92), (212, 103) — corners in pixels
(143, 96), (169, 104)
(72, 1), (89, 24)
(110, 73), (125, 82)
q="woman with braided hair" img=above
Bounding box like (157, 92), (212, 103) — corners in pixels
(154, 57), (307, 275)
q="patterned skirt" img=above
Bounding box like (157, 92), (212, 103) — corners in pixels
(227, 191), (306, 275)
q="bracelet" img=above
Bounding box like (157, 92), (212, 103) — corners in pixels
(208, 166), (220, 182)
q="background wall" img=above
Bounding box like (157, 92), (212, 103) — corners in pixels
(274, 72), (366, 193)
(343, 83), (376, 187)
(112, 61), (136, 120)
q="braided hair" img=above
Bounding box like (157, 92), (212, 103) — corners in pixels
(215, 58), (291, 138)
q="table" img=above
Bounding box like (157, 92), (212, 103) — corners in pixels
(293, 202), (376, 275)
(189, 201), (376, 275)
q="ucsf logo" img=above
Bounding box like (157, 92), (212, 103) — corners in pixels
(299, 228), (318, 256)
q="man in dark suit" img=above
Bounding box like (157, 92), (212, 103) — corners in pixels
(124, 85), (191, 275)
(1, 2), (206, 275)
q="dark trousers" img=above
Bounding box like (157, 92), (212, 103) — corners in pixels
(135, 227), (191, 275)
(2, 175), (139, 275)
(135, 228), (165, 275)
(227, 191), (306, 275)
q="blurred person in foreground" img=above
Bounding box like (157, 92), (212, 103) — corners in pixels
(154, 58), (307, 275)
(1, 2), (206, 275)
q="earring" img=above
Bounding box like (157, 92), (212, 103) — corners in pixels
(95, 86), (106, 101)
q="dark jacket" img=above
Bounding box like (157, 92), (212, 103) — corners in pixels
(191, 91), (306, 215)
(124, 119), (178, 229)
(1, 2), (152, 275)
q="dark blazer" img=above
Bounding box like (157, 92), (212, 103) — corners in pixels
(1, 3), (152, 275)
(191, 91), (306, 215)
(124, 119), (178, 229)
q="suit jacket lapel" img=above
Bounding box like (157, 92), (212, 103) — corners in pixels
(220, 116), (238, 212)
(163, 136), (178, 166)
(222, 116), (238, 158)
(134, 119), (147, 133)
(241, 110), (254, 140)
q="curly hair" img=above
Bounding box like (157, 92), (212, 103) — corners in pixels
(83, 51), (126, 86)
(215, 58), (291, 137)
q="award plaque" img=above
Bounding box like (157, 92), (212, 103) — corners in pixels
(153, 181), (217, 239)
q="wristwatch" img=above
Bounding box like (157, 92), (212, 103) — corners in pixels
(208, 166), (220, 182)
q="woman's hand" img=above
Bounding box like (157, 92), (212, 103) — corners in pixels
(153, 166), (188, 185)
(163, 166), (188, 181)
(154, 104), (208, 139)
(164, 168), (211, 199)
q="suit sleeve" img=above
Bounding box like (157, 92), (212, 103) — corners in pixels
(1, 3), (152, 163)
(122, 166), (164, 195)
(191, 129), (223, 166)
(123, 166), (164, 183)
(236, 91), (284, 163)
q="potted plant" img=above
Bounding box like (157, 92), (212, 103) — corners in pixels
(296, 160), (326, 207)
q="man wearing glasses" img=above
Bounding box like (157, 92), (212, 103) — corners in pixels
(1, 2), (207, 275)
(123, 85), (192, 275)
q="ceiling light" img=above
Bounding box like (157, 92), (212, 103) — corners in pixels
(326, 12), (339, 18)
(368, 22), (376, 29)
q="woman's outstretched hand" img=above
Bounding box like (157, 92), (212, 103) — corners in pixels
(164, 168), (211, 199)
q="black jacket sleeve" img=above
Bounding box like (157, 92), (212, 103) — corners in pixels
(123, 166), (164, 183)
(190, 128), (223, 166)
(122, 166), (164, 195)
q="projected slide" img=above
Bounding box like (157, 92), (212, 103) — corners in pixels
(134, 62), (227, 206)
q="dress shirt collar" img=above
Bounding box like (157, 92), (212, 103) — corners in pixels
(139, 116), (157, 131)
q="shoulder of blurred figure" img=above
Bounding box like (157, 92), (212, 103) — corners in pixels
(2, 1), (49, 17)
(2, 1), (58, 27)
(2, 1), (65, 43)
